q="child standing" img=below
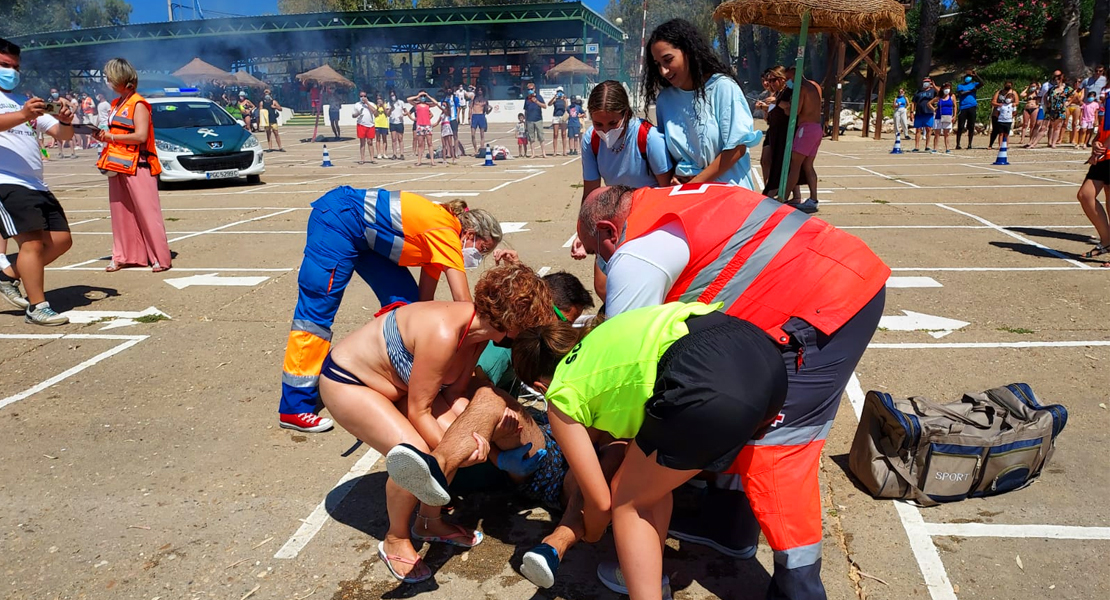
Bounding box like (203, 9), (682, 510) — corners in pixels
(932, 84), (955, 153)
(994, 94), (1016, 146)
(1078, 93), (1100, 148)
(515, 113), (527, 158)
(409, 92), (436, 166)
(436, 99), (457, 165)
(566, 98), (583, 156)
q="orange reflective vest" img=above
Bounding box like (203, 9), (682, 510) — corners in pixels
(619, 184), (891, 342)
(96, 92), (162, 176)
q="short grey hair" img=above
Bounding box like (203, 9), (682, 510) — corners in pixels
(578, 185), (634, 238)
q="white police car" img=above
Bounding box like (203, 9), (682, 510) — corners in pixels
(149, 93), (264, 185)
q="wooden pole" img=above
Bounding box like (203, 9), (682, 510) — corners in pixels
(873, 30), (890, 140)
(832, 35), (845, 142)
(862, 57), (873, 138)
(821, 33), (837, 137)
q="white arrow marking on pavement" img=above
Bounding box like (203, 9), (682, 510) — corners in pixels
(60, 306), (171, 330)
(879, 310), (970, 339)
(500, 222), (530, 234)
(424, 192), (480, 198)
(886, 276), (943, 289)
(164, 273), (270, 290)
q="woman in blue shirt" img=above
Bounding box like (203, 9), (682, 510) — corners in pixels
(573, 80), (672, 299)
(932, 83), (956, 153)
(644, 18), (763, 190)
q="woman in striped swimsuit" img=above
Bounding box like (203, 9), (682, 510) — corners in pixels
(318, 263), (555, 583)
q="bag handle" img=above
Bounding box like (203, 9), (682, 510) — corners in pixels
(877, 437), (938, 507)
(908, 397), (995, 429)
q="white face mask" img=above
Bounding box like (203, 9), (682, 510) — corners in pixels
(462, 239), (484, 270)
(599, 120), (625, 149)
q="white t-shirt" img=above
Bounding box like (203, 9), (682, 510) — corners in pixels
(997, 103), (1015, 124)
(0, 91), (59, 191)
(353, 102), (376, 127)
(604, 221), (691, 316)
(97, 100), (111, 128)
(1084, 75), (1107, 96)
(388, 99), (407, 124)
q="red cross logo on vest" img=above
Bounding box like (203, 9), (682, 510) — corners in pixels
(772, 412), (786, 427)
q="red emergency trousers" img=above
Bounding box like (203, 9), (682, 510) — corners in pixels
(620, 184), (890, 599)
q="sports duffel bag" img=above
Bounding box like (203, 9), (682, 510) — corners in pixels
(849, 383), (1067, 506)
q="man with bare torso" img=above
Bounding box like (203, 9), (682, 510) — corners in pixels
(782, 66), (823, 213)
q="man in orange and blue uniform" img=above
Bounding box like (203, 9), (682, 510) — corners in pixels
(279, 186), (470, 433)
(578, 183), (890, 600)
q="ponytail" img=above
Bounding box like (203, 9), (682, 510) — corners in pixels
(587, 80), (634, 122)
(446, 199), (502, 248)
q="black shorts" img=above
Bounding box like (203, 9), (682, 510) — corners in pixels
(0, 184), (70, 239)
(995, 122), (1013, 135)
(449, 119), (460, 136)
(635, 311), (788, 472)
(1086, 160), (1110, 185)
(390, 123), (404, 134)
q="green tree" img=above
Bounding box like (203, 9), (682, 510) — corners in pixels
(0, 0), (131, 37)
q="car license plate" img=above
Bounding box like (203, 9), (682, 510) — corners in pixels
(206, 169), (238, 180)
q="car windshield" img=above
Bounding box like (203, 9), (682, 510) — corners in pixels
(152, 101), (237, 129)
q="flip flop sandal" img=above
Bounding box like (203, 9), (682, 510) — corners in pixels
(377, 541), (430, 583)
(410, 523), (483, 549)
(386, 443), (452, 506)
(105, 262), (122, 272)
(1082, 244), (1109, 259)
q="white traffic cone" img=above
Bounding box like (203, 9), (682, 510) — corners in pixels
(483, 143), (495, 166)
(890, 131), (903, 154)
(321, 144), (334, 167)
(992, 137), (1009, 165)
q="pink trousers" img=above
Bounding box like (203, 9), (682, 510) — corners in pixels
(108, 169), (172, 268)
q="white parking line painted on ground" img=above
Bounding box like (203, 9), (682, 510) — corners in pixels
(821, 151), (861, 160)
(0, 335), (148, 411)
(889, 266), (1091, 272)
(869, 340), (1110, 349)
(66, 218), (105, 226)
(963, 163), (1069, 184)
(845, 375), (958, 600)
(857, 166), (922, 188)
(562, 234), (577, 248)
(537, 266), (551, 276)
(924, 523), (1110, 540)
(830, 184), (1073, 190)
(488, 170), (545, 192)
(840, 224), (1092, 230)
(936, 203), (1091, 269)
(167, 208), (299, 244)
(274, 447), (383, 560)
(561, 156), (581, 166)
(500, 222), (530, 234)
(886, 276), (943, 288)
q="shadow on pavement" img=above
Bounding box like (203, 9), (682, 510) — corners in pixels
(1005, 227), (1096, 244)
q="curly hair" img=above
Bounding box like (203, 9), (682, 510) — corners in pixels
(642, 18), (735, 107)
(474, 263), (554, 334)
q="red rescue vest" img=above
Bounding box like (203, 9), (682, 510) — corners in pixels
(96, 92), (162, 177)
(618, 184), (890, 342)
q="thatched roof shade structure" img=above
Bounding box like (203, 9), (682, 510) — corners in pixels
(546, 56), (599, 78)
(173, 58), (236, 85)
(231, 70), (267, 89)
(295, 64), (355, 89)
(714, 0), (907, 34)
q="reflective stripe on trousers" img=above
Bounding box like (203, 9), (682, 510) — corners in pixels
(363, 189), (404, 263)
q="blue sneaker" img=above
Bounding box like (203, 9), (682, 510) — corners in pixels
(521, 543), (560, 588)
(596, 562), (672, 599)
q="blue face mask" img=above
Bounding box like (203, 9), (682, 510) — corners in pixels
(0, 67), (19, 92)
(786, 79), (794, 90)
(964, 76), (972, 83)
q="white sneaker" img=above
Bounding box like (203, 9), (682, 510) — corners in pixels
(25, 302), (69, 326)
(596, 562), (672, 599)
(0, 278), (29, 309)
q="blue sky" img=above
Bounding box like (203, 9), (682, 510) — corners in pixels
(131, 0), (611, 24)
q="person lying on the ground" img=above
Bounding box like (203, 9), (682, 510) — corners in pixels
(475, 270), (596, 395)
(319, 263), (554, 583)
(385, 384), (630, 590)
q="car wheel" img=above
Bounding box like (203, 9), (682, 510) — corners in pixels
(156, 177), (167, 191)
(246, 174), (262, 185)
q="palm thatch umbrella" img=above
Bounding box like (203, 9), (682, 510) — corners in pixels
(295, 64), (355, 89)
(231, 70), (267, 90)
(546, 56), (599, 78)
(173, 57), (236, 85)
(715, 0), (906, 197)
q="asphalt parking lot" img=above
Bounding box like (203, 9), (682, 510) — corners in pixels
(1, 126), (1107, 600)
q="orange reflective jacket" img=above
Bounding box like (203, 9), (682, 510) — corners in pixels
(96, 92), (162, 176)
(619, 184), (890, 342)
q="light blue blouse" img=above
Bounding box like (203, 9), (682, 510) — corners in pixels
(655, 74), (763, 190)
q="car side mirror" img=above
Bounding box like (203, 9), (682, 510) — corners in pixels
(236, 119), (246, 127)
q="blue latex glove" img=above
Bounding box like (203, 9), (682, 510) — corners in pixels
(496, 442), (546, 477)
